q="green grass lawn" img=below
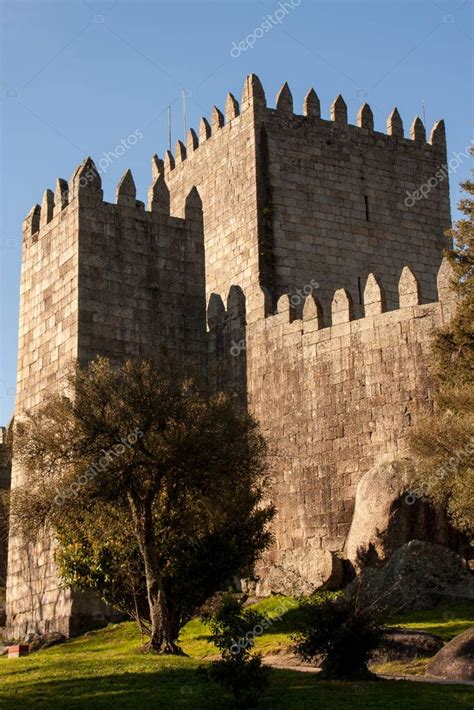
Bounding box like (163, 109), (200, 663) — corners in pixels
(386, 604), (474, 642)
(373, 603), (474, 677)
(1, 599), (473, 709)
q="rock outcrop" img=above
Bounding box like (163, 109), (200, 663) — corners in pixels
(426, 627), (474, 681)
(347, 540), (474, 613)
(344, 462), (464, 570)
(255, 543), (344, 597)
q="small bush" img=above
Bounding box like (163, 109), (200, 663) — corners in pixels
(292, 591), (384, 680)
(202, 593), (269, 708)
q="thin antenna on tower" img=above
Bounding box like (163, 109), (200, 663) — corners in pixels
(168, 105), (172, 152)
(182, 89), (187, 143)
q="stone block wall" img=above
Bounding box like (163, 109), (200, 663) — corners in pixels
(165, 76), (263, 315)
(76, 172), (207, 376)
(15, 187), (79, 415)
(6, 73), (455, 636)
(209, 260), (457, 570)
(254, 87), (451, 314)
(6, 159), (208, 639)
(8, 171), (92, 638)
(164, 75), (450, 321)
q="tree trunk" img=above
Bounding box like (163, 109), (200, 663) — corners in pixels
(128, 493), (183, 654)
(143, 555), (184, 653)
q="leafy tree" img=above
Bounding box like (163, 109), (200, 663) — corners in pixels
(408, 162), (474, 535)
(292, 591), (384, 680)
(11, 358), (274, 653)
(202, 594), (269, 708)
(54, 505), (150, 636)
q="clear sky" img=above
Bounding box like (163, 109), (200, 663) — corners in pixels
(0, 0), (473, 424)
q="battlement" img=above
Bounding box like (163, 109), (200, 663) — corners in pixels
(162, 74), (446, 178)
(23, 74), (447, 234)
(22, 155), (199, 247)
(266, 256), (455, 329)
(205, 257), (457, 558)
(206, 257), (456, 344)
(23, 74), (450, 323)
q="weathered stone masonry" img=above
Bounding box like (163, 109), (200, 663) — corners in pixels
(8, 160), (207, 637)
(209, 263), (457, 591)
(6, 74), (452, 636)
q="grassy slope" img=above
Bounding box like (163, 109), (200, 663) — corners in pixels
(386, 604), (474, 642)
(374, 603), (474, 677)
(1, 599), (473, 709)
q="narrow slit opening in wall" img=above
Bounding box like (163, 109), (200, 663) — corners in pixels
(364, 195), (370, 221)
(357, 277), (363, 305)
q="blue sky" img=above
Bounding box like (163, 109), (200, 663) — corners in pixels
(0, 0), (473, 424)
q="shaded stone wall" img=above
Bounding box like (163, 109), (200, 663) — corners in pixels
(7, 186), (82, 637)
(14, 191), (79, 415)
(76, 180), (206, 377)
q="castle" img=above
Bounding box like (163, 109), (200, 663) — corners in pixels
(5, 74), (456, 638)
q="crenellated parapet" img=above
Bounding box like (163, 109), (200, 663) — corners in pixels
(155, 73), (450, 318)
(206, 257), (456, 358)
(263, 258), (454, 330)
(206, 285), (247, 394)
(161, 76), (258, 182)
(23, 73), (448, 265)
(148, 156), (170, 214)
(157, 74), (446, 185)
(22, 154), (202, 248)
(269, 79), (444, 151)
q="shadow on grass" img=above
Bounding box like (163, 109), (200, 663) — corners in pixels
(0, 667), (328, 710)
(1, 665), (471, 710)
(191, 604), (309, 646)
(261, 604), (312, 636)
(0, 667), (225, 710)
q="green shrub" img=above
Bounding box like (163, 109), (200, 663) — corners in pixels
(202, 594), (269, 708)
(292, 591), (384, 680)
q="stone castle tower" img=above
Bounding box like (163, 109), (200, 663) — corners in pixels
(6, 74), (454, 637)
